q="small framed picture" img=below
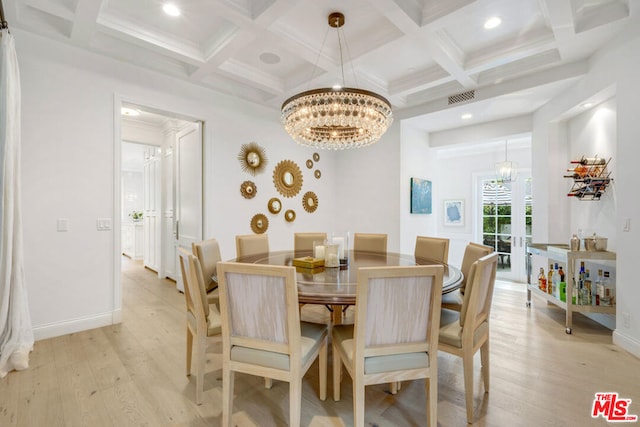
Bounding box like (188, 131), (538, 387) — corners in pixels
(444, 199), (464, 226)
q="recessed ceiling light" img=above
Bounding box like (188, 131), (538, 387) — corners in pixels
(582, 102), (594, 108)
(163, 3), (181, 17)
(121, 107), (140, 116)
(484, 16), (502, 29)
(461, 113), (473, 120)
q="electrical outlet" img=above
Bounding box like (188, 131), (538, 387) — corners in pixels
(623, 218), (631, 232)
(623, 312), (631, 328)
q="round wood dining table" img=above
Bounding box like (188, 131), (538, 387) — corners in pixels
(234, 250), (463, 323)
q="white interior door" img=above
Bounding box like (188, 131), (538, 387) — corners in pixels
(478, 172), (532, 282)
(143, 146), (161, 271)
(174, 123), (203, 292)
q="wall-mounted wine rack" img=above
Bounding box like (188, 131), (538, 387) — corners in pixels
(564, 156), (612, 200)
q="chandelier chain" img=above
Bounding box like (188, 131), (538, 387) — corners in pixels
(337, 22), (345, 87)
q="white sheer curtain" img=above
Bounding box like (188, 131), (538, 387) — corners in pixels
(0, 28), (33, 378)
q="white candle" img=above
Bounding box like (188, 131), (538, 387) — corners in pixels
(314, 245), (325, 259)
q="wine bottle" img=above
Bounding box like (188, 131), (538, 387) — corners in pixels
(570, 157), (606, 166)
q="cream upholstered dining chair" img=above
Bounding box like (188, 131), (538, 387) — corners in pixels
(235, 234), (269, 259)
(438, 252), (498, 423)
(442, 242), (493, 311)
(414, 235), (450, 263)
(353, 233), (387, 254)
(178, 248), (222, 405)
(332, 265), (443, 427)
(192, 238), (222, 306)
(217, 262), (328, 426)
(294, 232), (327, 255)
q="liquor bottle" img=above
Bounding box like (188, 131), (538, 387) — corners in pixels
(558, 266), (566, 302)
(572, 278), (578, 305)
(579, 262), (589, 306)
(584, 269), (593, 305)
(538, 267), (547, 292)
(547, 264), (554, 295)
(601, 271), (611, 305)
(551, 263), (559, 297)
(595, 269), (603, 306)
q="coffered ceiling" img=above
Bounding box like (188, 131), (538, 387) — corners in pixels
(4, 0), (638, 131)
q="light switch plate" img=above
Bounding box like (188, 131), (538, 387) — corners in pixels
(57, 218), (68, 232)
(96, 218), (112, 231)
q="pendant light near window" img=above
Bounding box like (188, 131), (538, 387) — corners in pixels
(281, 12), (393, 150)
(496, 140), (518, 183)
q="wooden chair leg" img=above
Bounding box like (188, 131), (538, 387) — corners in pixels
(195, 335), (206, 405)
(390, 382), (398, 394)
(426, 376), (438, 427)
(353, 382), (366, 427)
(462, 349), (475, 423)
(222, 367), (234, 427)
(290, 379), (302, 427)
(480, 340), (490, 393)
(186, 327), (193, 376)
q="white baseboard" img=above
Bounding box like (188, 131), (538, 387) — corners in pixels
(33, 311), (121, 341)
(613, 330), (640, 359)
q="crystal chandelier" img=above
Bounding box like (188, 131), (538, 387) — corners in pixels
(495, 140), (518, 183)
(281, 13), (393, 150)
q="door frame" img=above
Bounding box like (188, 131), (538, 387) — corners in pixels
(113, 94), (205, 323)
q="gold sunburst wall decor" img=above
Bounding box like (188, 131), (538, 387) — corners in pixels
(273, 159), (303, 198)
(250, 213), (269, 234)
(238, 142), (268, 176)
(240, 181), (257, 199)
(302, 191), (319, 213)
(284, 209), (296, 223)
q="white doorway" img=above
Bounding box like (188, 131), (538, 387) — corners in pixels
(118, 101), (203, 293)
(477, 171), (532, 282)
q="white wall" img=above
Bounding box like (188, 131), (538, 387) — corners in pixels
(433, 140), (531, 267)
(532, 19), (640, 357)
(333, 121), (402, 251)
(567, 98), (617, 246)
(399, 123), (437, 254)
(15, 29), (338, 339)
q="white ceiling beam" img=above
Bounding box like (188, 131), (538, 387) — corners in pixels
(189, 30), (257, 81)
(388, 65), (452, 95)
(396, 59), (588, 119)
(71, 0), (105, 45)
(538, 0), (575, 41)
(368, 0), (422, 33)
(423, 29), (478, 89)
(97, 13), (205, 64)
(20, 0), (74, 20)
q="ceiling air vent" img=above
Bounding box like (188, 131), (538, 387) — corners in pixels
(448, 90), (475, 105)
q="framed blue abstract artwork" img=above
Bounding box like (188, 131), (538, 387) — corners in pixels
(444, 199), (464, 226)
(410, 178), (432, 214)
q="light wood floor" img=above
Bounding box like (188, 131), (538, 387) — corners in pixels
(1, 257), (638, 426)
